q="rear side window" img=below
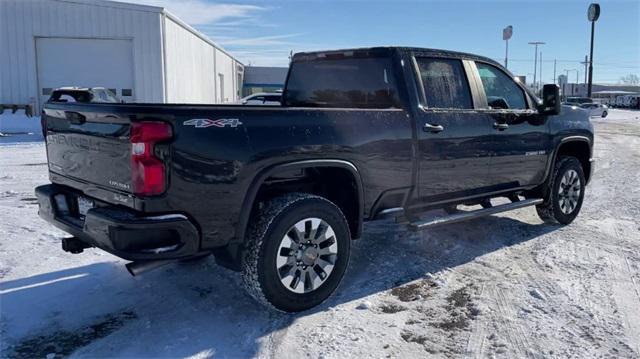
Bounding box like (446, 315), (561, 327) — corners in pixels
(284, 57), (401, 108)
(416, 58), (473, 109)
(476, 62), (527, 110)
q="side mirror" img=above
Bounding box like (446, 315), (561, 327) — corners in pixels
(540, 84), (561, 115)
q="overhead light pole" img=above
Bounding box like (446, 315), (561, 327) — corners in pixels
(587, 3), (600, 97)
(503, 25), (513, 68)
(528, 41), (545, 92)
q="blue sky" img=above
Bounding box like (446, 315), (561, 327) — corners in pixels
(132, 0), (639, 84)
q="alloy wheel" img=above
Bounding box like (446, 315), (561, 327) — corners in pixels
(558, 169), (581, 214)
(276, 217), (338, 294)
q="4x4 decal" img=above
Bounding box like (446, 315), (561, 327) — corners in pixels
(183, 118), (243, 128)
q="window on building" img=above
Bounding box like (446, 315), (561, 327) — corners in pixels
(218, 74), (225, 102)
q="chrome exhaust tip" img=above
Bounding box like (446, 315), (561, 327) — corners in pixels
(125, 259), (175, 276)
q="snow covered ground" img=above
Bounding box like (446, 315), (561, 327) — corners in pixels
(1, 110), (639, 358)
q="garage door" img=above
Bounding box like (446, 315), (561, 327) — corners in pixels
(36, 38), (134, 109)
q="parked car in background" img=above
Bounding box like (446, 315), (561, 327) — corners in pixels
(236, 92), (282, 106)
(613, 95), (640, 109)
(580, 103), (608, 118)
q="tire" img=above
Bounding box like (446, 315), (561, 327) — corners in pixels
(602, 111), (608, 118)
(241, 193), (351, 312)
(536, 156), (586, 225)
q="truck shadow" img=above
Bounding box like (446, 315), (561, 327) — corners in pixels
(1, 214), (558, 358)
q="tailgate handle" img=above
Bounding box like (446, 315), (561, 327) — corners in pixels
(423, 123), (444, 133)
(493, 122), (509, 131)
(65, 111), (86, 125)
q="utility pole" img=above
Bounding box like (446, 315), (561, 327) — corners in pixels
(528, 41), (545, 92)
(580, 55), (588, 84)
(553, 59), (557, 84)
(539, 51), (543, 90)
(587, 3), (601, 97)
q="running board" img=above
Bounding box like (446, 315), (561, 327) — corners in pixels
(408, 198), (543, 231)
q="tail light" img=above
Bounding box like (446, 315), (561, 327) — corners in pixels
(130, 122), (172, 196)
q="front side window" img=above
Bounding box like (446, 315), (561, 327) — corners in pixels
(284, 57), (401, 108)
(415, 58), (472, 109)
(476, 63), (527, 110)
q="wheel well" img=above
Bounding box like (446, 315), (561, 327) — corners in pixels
(556, 141), (592, 183)
(252, 166), (362, 239)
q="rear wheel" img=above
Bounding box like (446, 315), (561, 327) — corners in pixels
(536, 156), (585, 224)
(602, 111), (608, 118)
(241, 193), (351, 312)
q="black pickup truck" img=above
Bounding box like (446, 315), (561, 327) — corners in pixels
(36, 47), (594, 312)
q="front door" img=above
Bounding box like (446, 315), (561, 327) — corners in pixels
(413, 57), (494, 204)
(472, 62), (551, 189)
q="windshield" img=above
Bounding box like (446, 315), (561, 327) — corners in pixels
(284, 57), (401, 108)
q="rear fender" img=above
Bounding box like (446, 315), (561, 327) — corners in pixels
(237, 159), (364, 243)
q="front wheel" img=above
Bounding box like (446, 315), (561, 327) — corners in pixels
(241, 193), (351, 312)
(536, 156), (585, 224)
(602, 111), (608, 118)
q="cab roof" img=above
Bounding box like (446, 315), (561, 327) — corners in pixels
(291, 46), (502, 68)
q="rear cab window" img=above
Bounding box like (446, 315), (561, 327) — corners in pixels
(415, 57), (473, 109)
(284, 55), (401, 108)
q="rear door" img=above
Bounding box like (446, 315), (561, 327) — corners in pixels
(413, 57), (494, 203)
(471, 61), (550, 189)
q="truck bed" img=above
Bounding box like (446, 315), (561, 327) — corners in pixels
(42, 101), (414, 249)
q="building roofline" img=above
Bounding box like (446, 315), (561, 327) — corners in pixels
(161, 10), (241, 65)
(53, 0), (242, 65)
(54, 0), (164, 13)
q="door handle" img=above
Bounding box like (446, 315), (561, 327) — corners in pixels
(65, 111), (86, 125)
(493, 122), (509, 131)
(423, 123), (444, 133)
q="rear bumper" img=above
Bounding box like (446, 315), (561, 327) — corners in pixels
(36, 184), (201, 261)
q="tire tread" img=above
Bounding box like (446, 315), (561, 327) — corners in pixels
(241, 193), (349, 312)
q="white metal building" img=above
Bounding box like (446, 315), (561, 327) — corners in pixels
(0, 0), (244, 112)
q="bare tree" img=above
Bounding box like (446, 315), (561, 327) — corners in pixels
(619, 74), (640, 85)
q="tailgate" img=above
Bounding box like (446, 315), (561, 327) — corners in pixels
(44, 108), (133, 193)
